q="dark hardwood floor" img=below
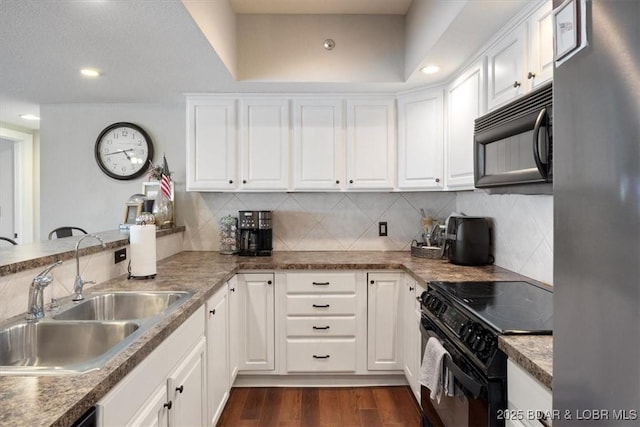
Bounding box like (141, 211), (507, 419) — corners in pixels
(217, 386), (422, 427)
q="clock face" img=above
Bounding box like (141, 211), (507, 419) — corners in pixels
(95, 122), (154, 180)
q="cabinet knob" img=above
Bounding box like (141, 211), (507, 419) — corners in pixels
(230, 287), (235, 292)
(435, 178), (440, 183)
(209, 309), (216, 315)
(335, 180), (340, 184)
(267, 280), (272, 285)
(242, 180), (247, 184)
(370, 280), (375, 285)
(176, 385), (184, 394)
(527, 71), (536, 80)
(164, 401), (172, 410)
(229, 180), (233, 184)
(349, 179), (354, 184)
(409, 286), (415, 291)
(513, 81), (521, 88)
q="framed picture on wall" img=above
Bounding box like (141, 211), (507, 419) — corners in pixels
(554, 0), (588, 66)
(142, 181), (174, 201)
(123, 202), (142, 226)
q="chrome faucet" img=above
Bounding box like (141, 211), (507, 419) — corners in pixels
(73, 234), (106, 302)
(26, 260), (62, 320)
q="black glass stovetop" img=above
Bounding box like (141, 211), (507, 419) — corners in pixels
(429, 280), (553, 334)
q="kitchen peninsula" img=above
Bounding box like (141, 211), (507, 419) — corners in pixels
(0, 246), (553, 427)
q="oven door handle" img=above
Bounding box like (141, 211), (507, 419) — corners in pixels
(420, 321), (485, 399)
(443, 355), (484, 399)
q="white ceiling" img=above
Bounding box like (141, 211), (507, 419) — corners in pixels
(0, 0), (529, 130)
(229, 0), (414, 15)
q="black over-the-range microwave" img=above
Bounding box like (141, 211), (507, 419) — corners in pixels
(474, 82), (552, 193)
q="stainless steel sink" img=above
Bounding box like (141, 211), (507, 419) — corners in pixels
(0, 321), (140, 374)
(53, 291), (192, 321)
(0, 290), (193, 375)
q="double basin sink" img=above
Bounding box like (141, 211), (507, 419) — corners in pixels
(0, 291), (192, 375)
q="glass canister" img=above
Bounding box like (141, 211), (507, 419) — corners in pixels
(219, 215), (239, 254)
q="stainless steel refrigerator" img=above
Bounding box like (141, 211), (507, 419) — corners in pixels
(553, 0), (640, 425)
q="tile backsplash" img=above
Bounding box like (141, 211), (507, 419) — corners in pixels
(182, 192), (457, 252)
(457, 191), (553, 285)
(181, 190), (553, 285)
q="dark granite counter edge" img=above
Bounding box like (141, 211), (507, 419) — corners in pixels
(0, 226), (185, 277)
(498, 336), (553, 390)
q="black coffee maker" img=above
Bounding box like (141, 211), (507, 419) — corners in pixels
(238, 211), (272, 256)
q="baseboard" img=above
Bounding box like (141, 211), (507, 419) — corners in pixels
(233, 373), (408, 387)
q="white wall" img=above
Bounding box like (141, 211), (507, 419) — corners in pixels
(39, 103), (186, 237)
(457, 191), (553, 285)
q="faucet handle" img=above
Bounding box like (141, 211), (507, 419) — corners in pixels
(33, 260), (62, 287)
(36, 260), (63, 278)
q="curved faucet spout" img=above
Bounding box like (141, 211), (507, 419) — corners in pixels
(73, 234), (107, 302)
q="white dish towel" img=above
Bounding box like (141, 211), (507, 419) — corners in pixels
(419, 337), (450, 403)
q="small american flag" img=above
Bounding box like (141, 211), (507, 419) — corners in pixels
(160, 154), (172, 199)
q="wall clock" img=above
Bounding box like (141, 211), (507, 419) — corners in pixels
(95, 122), (154, 180)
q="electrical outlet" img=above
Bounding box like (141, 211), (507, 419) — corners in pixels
(114, 248), (127, 264)
(378, 222), (388, 236)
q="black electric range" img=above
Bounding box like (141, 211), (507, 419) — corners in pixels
(421, 280), (553, 376)
(419, 280), (553, 427)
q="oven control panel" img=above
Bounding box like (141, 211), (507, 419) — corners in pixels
(422, 291), (497, 364)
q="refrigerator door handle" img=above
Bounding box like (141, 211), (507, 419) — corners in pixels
(533, 108), (549, 179)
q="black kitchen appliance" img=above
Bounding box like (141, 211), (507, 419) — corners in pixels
(443, 215), (493, 266)
(474, 82), (552, 191)
(419, 280), (553, 427)
(238, 210), (272, 256)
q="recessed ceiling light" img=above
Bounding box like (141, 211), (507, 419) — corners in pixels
(420, 65), (440, 75)
(20, 114), (40, 121)
(80, 68), (101, 77)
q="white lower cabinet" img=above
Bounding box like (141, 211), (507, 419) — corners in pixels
(237, 273), (275, 371)
(206, 284), (229, 426)
(402, 277), (423, 401)
(283, 271), (363, 374)
(367, 272), (404, 371)
(507, 358), (552, 427)
(97, 308), (206, 427)
(168, 338), (207, 427)
(227, 276), (239, 384)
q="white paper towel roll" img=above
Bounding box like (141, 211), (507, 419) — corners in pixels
(129, 224), (157, 277)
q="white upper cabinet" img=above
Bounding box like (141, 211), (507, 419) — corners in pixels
(486, 23), (528, 110)
(292, 99), (344, 190)
(186, 98), (237, 191)
(397, 89), (444, 190)
(239, 99), (290, 190)
(345, 98), (396, 190)
(445, 60), (486, 190)
(487, 1), (553, 110)
(527, 0), (554, 90)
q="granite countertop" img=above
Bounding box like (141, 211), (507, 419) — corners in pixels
(0, 226), (185, 276)
(0, 251), (553, 427)
(499, 335), (553, 389)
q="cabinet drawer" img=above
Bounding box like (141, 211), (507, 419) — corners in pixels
(286, 339), (356, 372)
(286, 272), (356, 294)
(286, 316), (356, 337)
(287, 295), (356, 316)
